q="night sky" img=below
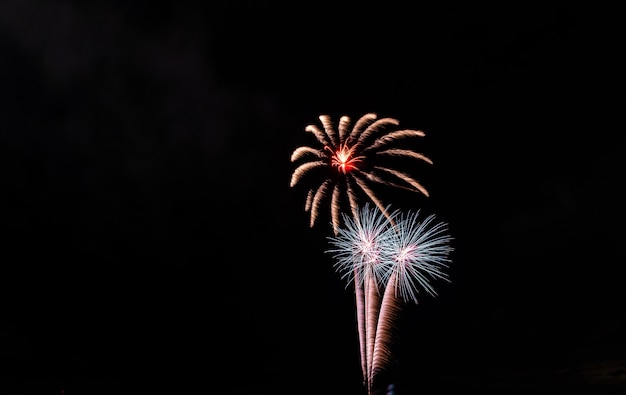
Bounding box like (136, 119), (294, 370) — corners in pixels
(1, 1), (624, 394)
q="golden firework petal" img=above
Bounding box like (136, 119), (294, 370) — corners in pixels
(356, 117), (400, 148)
(349, 113), (377, 143)
(338, 115), (351, 143)
(376, 148), (433, 165)
(290, 160), (326, 187)
(364, 172), (418, 194)
(365, 129), (426, 152)
(310, 179), (333, 227)
(319, 115), (338, 148)
(305, 124), (331, 146)
(372, 166), (430, 197)
(305, 189), (314, 212)
(290, 146), (323, 162)
(351, 171), (394, 223)
(345, 176), (361, 222)
(331, 183), (342, 235)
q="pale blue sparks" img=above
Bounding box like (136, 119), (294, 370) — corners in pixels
(326, 204), (454, 303)
(326, 203), (400, 289)
(382, 210), (454, 303)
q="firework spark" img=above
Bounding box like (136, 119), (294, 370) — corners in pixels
(290, 113), (432, 235)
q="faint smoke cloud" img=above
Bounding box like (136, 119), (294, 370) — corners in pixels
(0, 0), (235, 158)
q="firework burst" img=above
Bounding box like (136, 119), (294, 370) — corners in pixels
(290, 113), (432, 235)
(326, 204), (454, 392)
(381, 209), (453, 304)
(326, 204), (399, 288)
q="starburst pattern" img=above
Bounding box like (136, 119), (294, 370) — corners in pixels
(381, 209), (453, 304)
(290, 113), (432, 235)
(326, 204), (454, 392)
(326, 204), (399, 288)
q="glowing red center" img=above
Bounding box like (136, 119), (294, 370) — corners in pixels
(326, 144), (360, 174)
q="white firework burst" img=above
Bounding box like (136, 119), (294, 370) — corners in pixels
(326, 203), (400, 288)
(381, 210), (454, 304)
(326, 204), (454, 392)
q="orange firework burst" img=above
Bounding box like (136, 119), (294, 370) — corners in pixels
(290, 113), (433, 235)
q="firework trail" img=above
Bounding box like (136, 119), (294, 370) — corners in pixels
(290, 113), (432, 235)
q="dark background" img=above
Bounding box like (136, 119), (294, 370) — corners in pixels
(1, 1), (623, 394)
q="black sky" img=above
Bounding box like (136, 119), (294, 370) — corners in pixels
(1, 1), (624, 394)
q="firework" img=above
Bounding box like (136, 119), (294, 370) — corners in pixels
(381, 209), (453, 304)
(290, 113), (432, 235)
(291, 112), (449, 395)
(326, 204), (454, 392)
